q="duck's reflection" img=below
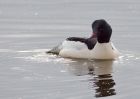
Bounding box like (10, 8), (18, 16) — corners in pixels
(67, 59), (116, 97)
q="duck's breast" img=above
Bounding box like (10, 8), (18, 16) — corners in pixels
(91, 42), (119, 59)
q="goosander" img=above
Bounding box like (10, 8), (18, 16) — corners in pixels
(47, 19), (119, 59)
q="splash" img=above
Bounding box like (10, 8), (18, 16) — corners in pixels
(16, 49), (140, 65)
(115, 50), (140, 64)
(16, 49), (73, 64)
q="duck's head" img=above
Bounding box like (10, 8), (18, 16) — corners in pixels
(92, 19), (112, 43)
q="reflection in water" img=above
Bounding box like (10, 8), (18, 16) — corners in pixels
(93, 74), (116, 97)
(67, 59), (116, 98)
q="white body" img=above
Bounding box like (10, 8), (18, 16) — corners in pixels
(59, 40), (119, 59)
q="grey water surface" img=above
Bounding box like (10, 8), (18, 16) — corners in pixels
(0, 0), (140, 99)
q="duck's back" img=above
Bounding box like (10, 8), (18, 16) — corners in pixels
(59, 40), (92, 59)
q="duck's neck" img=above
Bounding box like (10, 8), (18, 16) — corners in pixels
(90, 32), (97, 38)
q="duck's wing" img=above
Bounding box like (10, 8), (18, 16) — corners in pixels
(67, 37), (86, 42)
(46, 37), (85, 55)
(46, 37), (97, 55)
(67, 37), (97, 50)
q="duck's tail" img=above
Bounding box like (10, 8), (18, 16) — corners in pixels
(46, 44), (62, 55)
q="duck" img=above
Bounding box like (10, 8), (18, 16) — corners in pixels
(47, 19), (119, 60)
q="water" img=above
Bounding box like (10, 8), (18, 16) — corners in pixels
(0, 0), (140, 99)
